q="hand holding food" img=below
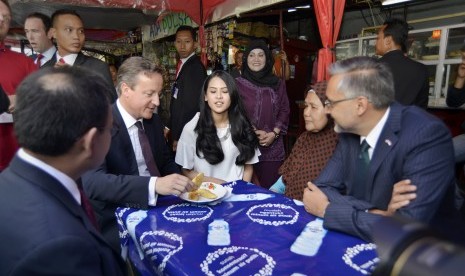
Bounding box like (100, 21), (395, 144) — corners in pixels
(187, 173), (219, 201)
(192, 172), (204, 190)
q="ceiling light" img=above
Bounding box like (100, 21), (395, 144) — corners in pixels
(382, 0), (413, 5)
(288, 8), (296, 12)
(296, 5), (311, 9)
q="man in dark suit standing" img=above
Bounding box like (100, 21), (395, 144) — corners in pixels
(169, 25), (207, 151)
(0, 66), (126, 275)
(303, 57), (462, 243)
(83, 57), (194, 253)
(376, 18), (429, 109)
(43, 9), (117, 102)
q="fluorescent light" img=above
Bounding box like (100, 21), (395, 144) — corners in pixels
(288, 8), (296, 12)
(382, 0), (413, 5)
(296, 5), (311, 9)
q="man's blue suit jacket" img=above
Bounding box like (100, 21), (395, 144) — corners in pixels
(83, 104), (180, 252)
(316, 102), (461, 241)
(0, 156), (125, 275)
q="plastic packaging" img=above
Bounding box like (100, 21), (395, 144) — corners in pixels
(225, 193), (275, 202)
(291, 218), (327, 257)
(207, 219), (231, 246)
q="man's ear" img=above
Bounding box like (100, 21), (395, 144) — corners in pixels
(384, 35), (393, 50)
(120, 83), (130, 98)
(356, 96), (369, 116)
(50, 27), (56, 40)
(80, 127), (98, 158)
(47, 28), (54, 40)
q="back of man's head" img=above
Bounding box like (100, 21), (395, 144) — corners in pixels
(330, 56), (395, 109)
(383, 18), (409, 53)
(14, 66), (111, 156)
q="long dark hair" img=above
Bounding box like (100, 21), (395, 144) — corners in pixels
(195, 71), (259, 165)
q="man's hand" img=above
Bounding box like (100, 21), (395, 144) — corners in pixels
(155, 174), (194, 196)
(453, 62), (465, 89)
(303, 181), (329, 218)
(7, 94), (15, 113)
(370, 179), (416, 216)
(172, 140), (178, 152)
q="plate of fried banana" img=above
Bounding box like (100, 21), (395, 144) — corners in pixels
(180, 173), (227, 203)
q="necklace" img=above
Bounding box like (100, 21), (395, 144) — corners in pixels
(218, 124), (231, 142)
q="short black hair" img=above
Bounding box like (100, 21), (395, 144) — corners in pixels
(14, 66), (111, 156)
(383, 18), (409, 53)
(51, 9), (82, 27)
(175, 25), (196, 41)
(26, 12), (52, 32)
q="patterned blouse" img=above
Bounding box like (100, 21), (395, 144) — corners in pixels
(280, 127), (338, 200)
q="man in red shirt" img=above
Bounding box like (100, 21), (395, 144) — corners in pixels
(0, 0), (37, 171)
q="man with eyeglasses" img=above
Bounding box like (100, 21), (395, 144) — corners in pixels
(0, 0), (37, 172)
(303, 56), (464, 244)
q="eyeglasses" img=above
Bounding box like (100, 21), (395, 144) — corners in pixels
(324, 97), (357, 109)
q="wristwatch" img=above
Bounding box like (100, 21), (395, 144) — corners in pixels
(272, 130), (280, 139)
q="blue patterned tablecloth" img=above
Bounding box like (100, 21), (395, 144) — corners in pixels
(117, 180), (378, 275)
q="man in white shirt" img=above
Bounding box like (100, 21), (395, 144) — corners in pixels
(82, 56), (194, 253)
(303, 56), (463, 244)
(0, 66), (126, 275)
(24, 12), (56, 67)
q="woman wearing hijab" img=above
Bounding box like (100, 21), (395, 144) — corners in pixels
(235, 39), (290, 188)
(270, 82), (338, 200)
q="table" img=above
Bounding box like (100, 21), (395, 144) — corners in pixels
(116, 180), (379, 275)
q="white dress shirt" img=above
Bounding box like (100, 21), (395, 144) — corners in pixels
(56, 52), (78, 65)
(36, 45), (56, 66)
(361, 107), (391, 159)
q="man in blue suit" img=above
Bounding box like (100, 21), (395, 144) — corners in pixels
(0, 66), (126, 275)
(82, 57), (194, 253)
(303, 56), (462, 243)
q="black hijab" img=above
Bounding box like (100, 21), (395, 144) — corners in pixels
(241, 39), (280, 89)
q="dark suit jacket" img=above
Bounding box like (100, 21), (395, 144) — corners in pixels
(0, 155), (126, 276)
(315, 103), (461, 242)
(169, 54), (207, 141)
(0, 85), (9, 113)
(379, 50), (429, 108)
(43, 52), (117, 102)
(82, 104), (180, 252)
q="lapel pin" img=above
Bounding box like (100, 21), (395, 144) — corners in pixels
(385, 139), (392, 146)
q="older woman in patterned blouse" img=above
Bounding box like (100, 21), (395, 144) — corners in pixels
(270, 81), (338, 200)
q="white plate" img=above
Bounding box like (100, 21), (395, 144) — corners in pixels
(180, 182), (227, 203)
